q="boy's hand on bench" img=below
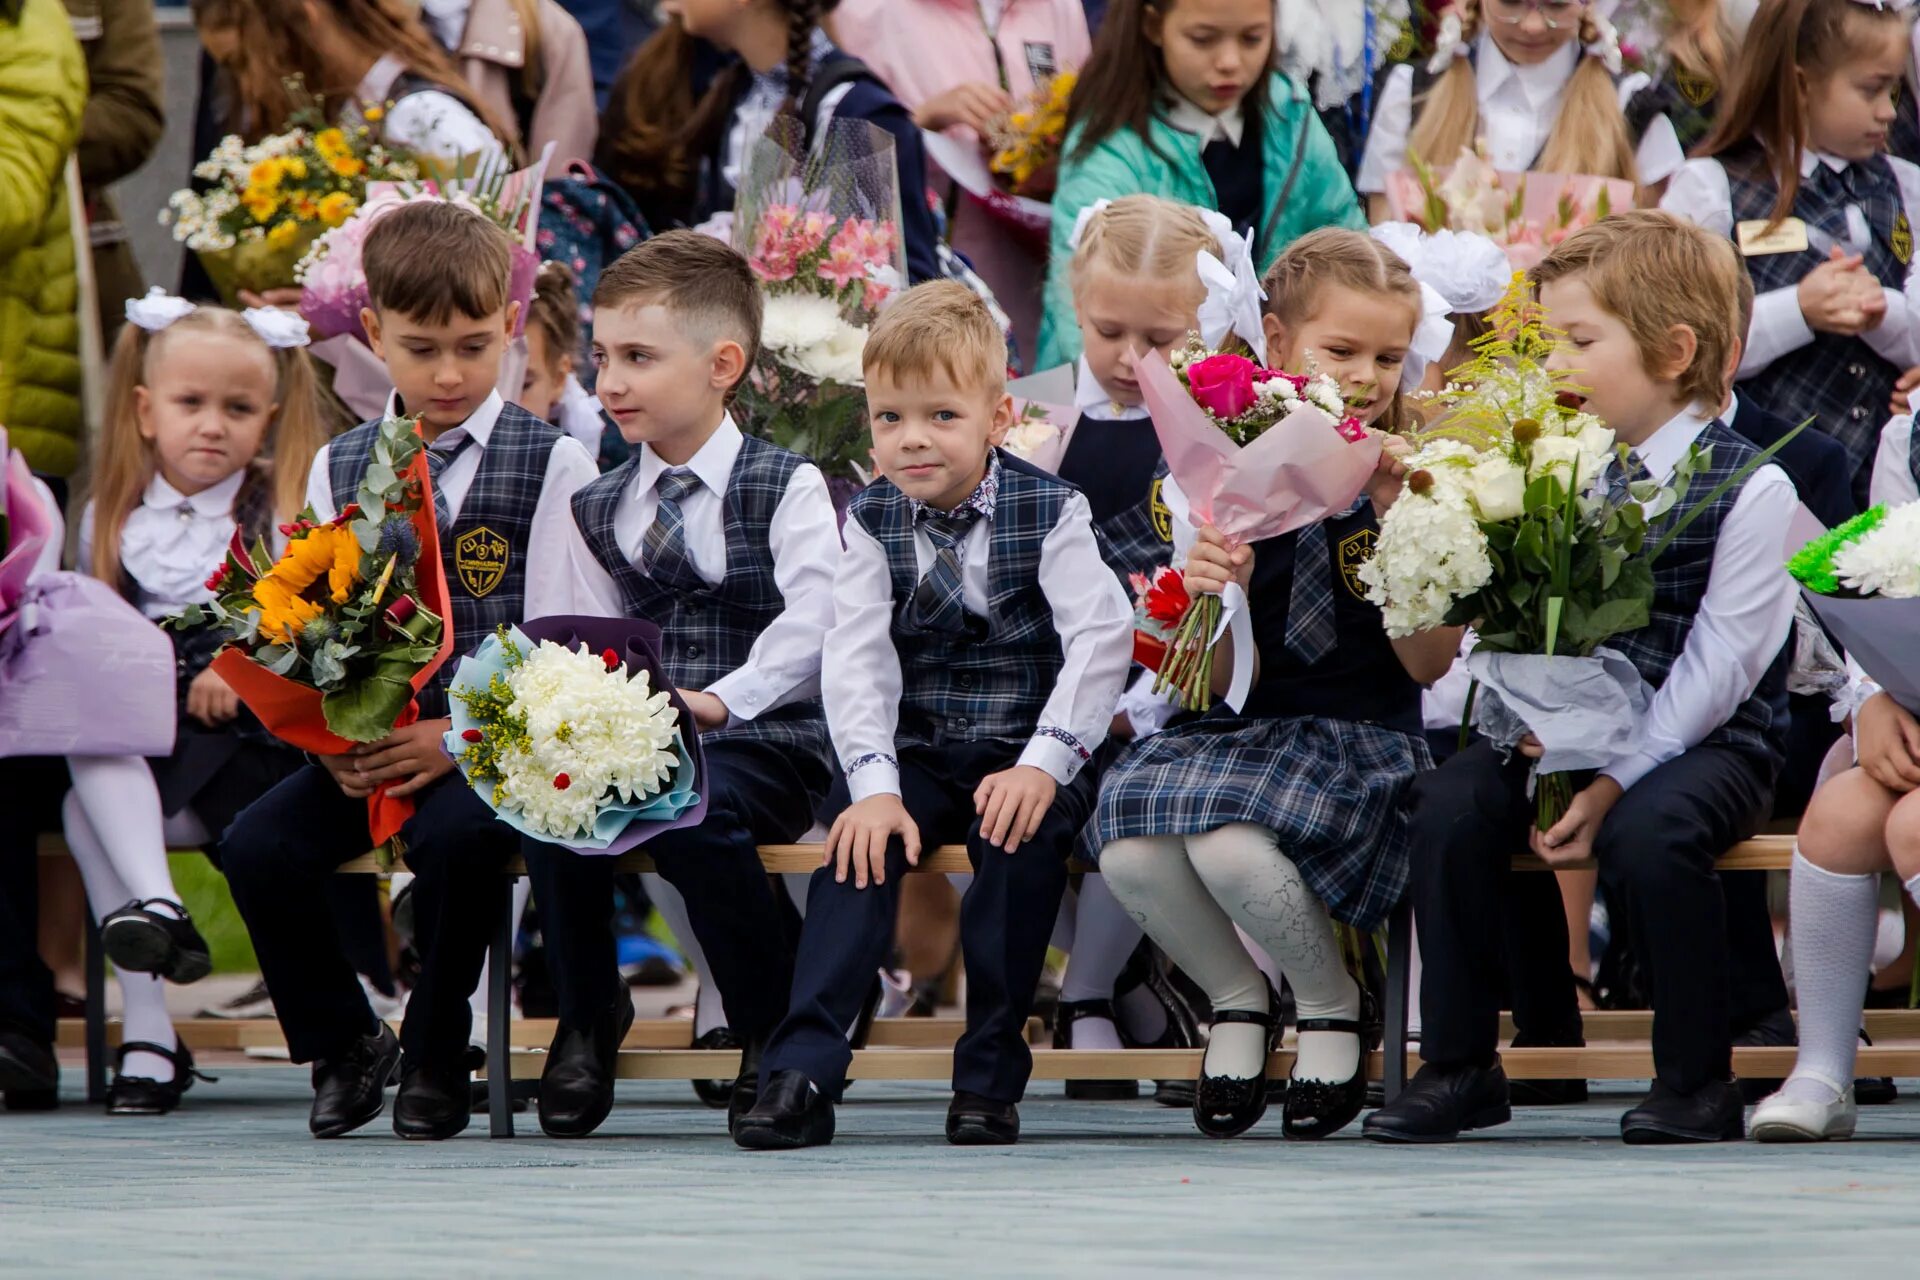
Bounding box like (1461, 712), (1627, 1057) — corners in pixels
(353, 718), (457, 798)
(827, 795), (921, 888)
(975, 766), (1057, 854)
(1531, 776), (1623, 867)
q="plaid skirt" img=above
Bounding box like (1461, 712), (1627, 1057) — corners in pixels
(1088, 714), (1432, 931)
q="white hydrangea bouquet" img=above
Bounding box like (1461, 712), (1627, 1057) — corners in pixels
(1359, 282), (1794, 828)
(1789, 503), (1920, 712)
(445, 619), (705, 852)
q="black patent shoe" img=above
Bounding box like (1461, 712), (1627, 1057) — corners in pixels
(733, 1069), (835, 1150)
(1620, 1078), (1744, 1145)
(1055, 999), (1139, 1101)
(538, 992), (634, 1138)
(1362, 1061), (1511, 1144)
(1192, 1005), (1280, 1138)
(691, 1027), (742, 1107)
(0, 1029), (59, 1110)
(106, 1040), (215, 1116)
(726, 1036), (766, 1136)
(101, 900), (212, 984)
(1112, 947), (1203, 1108)
(1855, 1029), (1897, 1105)
(394, 1058), (472, 1141)
(309, 1023), (402, 1138)
(1282, 991), (1381, 1141)
(947, 1090), (1020, 1145)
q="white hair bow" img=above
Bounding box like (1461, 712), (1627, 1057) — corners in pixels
(1371, 222), (1510, 313)
(1406, 281), (1457, 390)
(242, 307), (311, 349)
(124, 287), (311, 349)
(1194, 209), (1268, 355)
(1069, 198), (1115, 251)
(124, 287), (196, 332)
(1849, 0), (1916, 12)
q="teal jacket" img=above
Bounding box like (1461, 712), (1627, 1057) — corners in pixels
(1038, 72), (1366, 370)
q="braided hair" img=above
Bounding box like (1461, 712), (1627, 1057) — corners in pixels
(780, 0), (825, 117)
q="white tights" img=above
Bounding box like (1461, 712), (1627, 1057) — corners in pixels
(1103, 824), (1360, 1084)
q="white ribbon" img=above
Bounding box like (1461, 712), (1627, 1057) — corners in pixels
(124, 287), (196, 332)
(1585, 9), (1624, 75)
(1425, 9), (1465, 74)
(1405, 281), (1457, 390)
(1212, 583), (1255, 713)
(1371, 222), (1510, 313)
(1194, 209), (1268, 355)
(123, 286), (311, 349)
(242, 307), (311, 349)
(1068, 198), (1115, 251)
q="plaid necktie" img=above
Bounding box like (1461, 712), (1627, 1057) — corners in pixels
(1285, 521), (1336, 666)
(641, 468), (705, 589)
(1603, 452), (1642, 508)
(425, 435), (472, 532)
(909, 511), (980, 634)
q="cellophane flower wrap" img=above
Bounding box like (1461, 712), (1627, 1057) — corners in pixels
(1359, 281), (1800, 828)
(1385, 146), (1635, 271)
(731, 116), (906, 507)
(162, 84), (420, 304)
(1134, 334), (1380, 711)
(989, 69), (1074, 201)
(1789, 503), (1920, 712)
(444, 618), (708, 854)
(170, 414), (453, 845)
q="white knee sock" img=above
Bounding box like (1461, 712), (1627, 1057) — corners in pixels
(1101, 836), (1269, 1080)
(1059, 876), (1145, 1050)
(1188, 824), (1360, 1085)
(645, 873), (723, 1034)
(65, 756), (182, 912)
(61, 791), (177, 1083)
(1784, 851), (1880, 1103)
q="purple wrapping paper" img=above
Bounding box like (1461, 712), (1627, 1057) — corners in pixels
(0, 572), (177, 757)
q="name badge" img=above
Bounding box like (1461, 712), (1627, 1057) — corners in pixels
(1736, 217), (1810, 256)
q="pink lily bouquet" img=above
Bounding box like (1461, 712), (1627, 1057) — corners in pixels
(1386, 147), (1635, 272)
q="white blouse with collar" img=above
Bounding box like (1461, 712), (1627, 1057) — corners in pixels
(78, 470), (247, 619)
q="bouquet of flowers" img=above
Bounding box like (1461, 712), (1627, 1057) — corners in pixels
(170, 414), (452, 844)
(1137, 335), (1380, 711)
(731, 117), (907, 506)
(163, 89), (419, 305)
(1789, 504), (1920, 710)
(989, 70), (1075, 202)
(1385, 147), (1634, 271)
(445, 617), (707, 853)
(1127, 564), (1190, 673)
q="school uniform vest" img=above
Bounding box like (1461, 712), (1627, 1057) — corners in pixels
(1054, 414), (1173, 587)
(1613, 419), (1790, 767)
(1723, 143), (1906, 496)
(569, 434), (830, 759)
(1623, 65), (1719, 156)
(330, 404), (564, 720)
(849, 450), (1070, 748)
(1241, 502), (1422, 735)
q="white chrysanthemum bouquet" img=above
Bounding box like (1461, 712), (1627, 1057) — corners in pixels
(1788, 504), (1920, 712)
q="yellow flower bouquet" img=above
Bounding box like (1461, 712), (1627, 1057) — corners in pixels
(989, 69), (1075, 201)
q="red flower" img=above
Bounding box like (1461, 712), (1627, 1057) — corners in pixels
(205, 563), (230, 592)
(1334, 415), (1368, 443)
(601, 648), (621, 671)
(461, 729), (483, 743)
(553, 773), (571, 790)
(1555, 390), (1587, 411)
(335, 503), (361, 524)
(1186, 353), (1260, 420)
(1141, 566), (1190, 626)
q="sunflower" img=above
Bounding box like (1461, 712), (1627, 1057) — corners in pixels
(249, 523), (362, 644)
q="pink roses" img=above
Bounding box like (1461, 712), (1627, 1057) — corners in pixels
(1185, 353), (1260, 420)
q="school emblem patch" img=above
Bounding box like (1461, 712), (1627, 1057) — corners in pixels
(454, 526), (510, 597)
(1337, 528), (1376, 600)
(1675, 69), (1716, 108)
(1895, 212), (1914, 266)
(1149, 478), (1173, 542)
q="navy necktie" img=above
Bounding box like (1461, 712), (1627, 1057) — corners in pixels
(642, 468), (705, 589)
(1285, 521), (1336, 666)
(425, 435), (472, 531)
(909, 510), (980, 634)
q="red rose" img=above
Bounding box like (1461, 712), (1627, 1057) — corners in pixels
(462, 729), (483, 743)
(1186, 353), (1259, 420)
(553, 773), (571, 790)
(601, 648), (621, 670)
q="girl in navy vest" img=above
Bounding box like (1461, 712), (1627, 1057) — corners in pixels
(1358, 0), (1684, 220)
(67, 298), (325, 1114)
(1094, 228), (1453, 1140)
(1665, 0), (1920, 506)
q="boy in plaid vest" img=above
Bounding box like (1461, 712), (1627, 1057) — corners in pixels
(221, 204), (600, 1142)
(530, 231), (841, 1138)
(734, 282), (1134, 1151)
(1366, 212), (1797, 1148)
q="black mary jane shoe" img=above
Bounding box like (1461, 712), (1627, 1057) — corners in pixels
(1110, 947), (1204, 1108)
(1192, 1005), (1281, 1139)
(106, 1041), (216, 1116)
(100, 899), (212, 985)
(691, 1027), (743, 1107)
(733, 1069), (835, 1150)
(947, 1091), (1020, 1146)
(1055, 999), (1139, 1101)
(1281, 991), (1382, 1141)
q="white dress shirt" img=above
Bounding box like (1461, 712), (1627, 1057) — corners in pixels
(1598, 409), (1799, 791)
(1357, 31), (1682, 194)
(76, 470), (248, 617)
(1161, 94), (1246, 148)
(354, 52), (506, 172)
(829, 466), (1134, 801)
(556, 415), (840, 724)
(1662, 149), (1920, 378)
(305, 390), (601, 622)
(1871, 400), (1920, 508)
(1074, 355), (1152, 422)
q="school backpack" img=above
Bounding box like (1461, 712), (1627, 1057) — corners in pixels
(536, 161), (650, 330)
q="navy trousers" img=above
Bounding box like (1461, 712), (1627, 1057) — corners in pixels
(0, 758), (62, 1043)
(762, 739), (1096, 1103)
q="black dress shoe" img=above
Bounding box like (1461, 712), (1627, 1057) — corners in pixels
(1282, 989), (1381, 1141)
(106, 1040), (215, 1116)
(1362, 1061), (1511, 1143)
(310, 1023), (402, 1138)
(1620, 1078), (1744, 1144)
(538, 993), (634, 1138)
(394, 1058), (472, 1141)
(100, 899), (212, 984)
(733, 1069), (834, 1150)
(1192, 1005), (1280, 1138)
(0, 1029), (59, 1110)
(1055, 999), (1139, 1101)
(691, 1027), (743, 1108)
(947, 1090), (1020, 1145)
(726, 1036), (766, 1136)
(1506, 1027), (1589, 1106)
(1733, 1009), (1796, 1104)
(1856, 1030), (1899, 1105)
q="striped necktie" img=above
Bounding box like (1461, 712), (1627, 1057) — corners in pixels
(641, 468), (705, 589)
(1284, 521), (1336, 666)
(426, 435), (472, 532)
(909, 510), (980, 634)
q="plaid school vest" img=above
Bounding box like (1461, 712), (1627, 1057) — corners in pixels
(850, 449), (1070, 748)
(331, 404), (564, 720)
(568, 434), (830, 760)
(1612, 420), (1790, 768)
(1724, 144), (1907, 497)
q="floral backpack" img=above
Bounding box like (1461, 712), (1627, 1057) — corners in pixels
(536, 161), (650, 333)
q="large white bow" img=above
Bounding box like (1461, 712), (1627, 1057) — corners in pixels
(1194, 210), (1268, 355)
(123, 286), (312, 350)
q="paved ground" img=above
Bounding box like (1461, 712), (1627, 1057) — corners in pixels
(8, 1071), (1920, 1278)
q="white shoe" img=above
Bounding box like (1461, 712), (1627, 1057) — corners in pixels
(1751, 1080), (1857, 1142)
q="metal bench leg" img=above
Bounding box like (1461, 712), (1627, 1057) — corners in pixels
(83, 913), (108, 1104)
(487, 877), (515, 1138)
(1382, 896), (1413, 1104)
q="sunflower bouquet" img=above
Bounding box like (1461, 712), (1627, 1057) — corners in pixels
(989, 69), (1075, 201)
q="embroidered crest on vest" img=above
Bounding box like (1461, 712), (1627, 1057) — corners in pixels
(1149, 478), (1173, 543)
(1338, 527), (1376, 599)
(1896, 212), (1914, 265)
(1675, 68), (1716, 107)
(455, 526), (510, 597)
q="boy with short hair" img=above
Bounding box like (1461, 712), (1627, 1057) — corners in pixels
(530, 230), (841, 1138)
(734, 281), (1134, 1150)
(222, 202), (600, 1141)
(1365, 210), (1799, 1146)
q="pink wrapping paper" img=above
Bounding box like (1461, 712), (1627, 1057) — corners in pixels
(0, 444), (56, 625)
(1383, 164), (1637, 271)
(1130, 349), (1380, 544)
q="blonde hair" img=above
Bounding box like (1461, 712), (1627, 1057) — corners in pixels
(1664, 0), (1732, 89)
(1067, 195), (1217, 309)
(1529, 210), (1740, 411)
(1407, 0), (1639, 182)
(1262, 228), (1425, 432)
(862, 281), (1007, 395)
(90, 310), (327, 587)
